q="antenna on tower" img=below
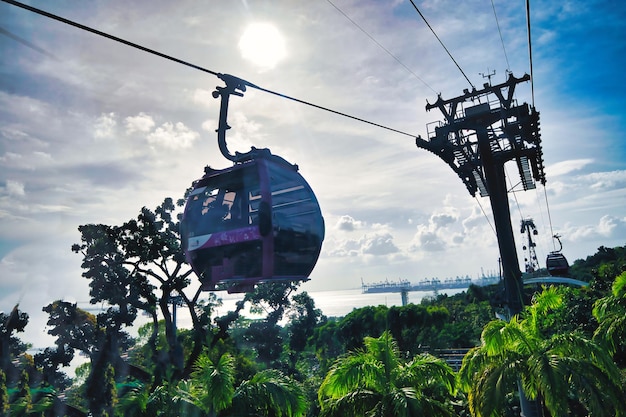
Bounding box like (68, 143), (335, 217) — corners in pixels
(479, 69), (496, 86)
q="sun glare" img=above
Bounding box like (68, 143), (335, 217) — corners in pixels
(238, 22), (287, 70)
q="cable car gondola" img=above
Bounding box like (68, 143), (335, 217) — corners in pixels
(180, 75), (324, 293)
(546, 234), (569, 277)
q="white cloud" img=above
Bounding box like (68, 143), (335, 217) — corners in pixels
(0, 152), (22, 164)
(584, 170), (626, 190)
(335, 215), (365, 231)
(146, 122), (199, 149)
(461, 205), (489, 232)
(565, 215), (626, 242)
(201, 119), (217, 132)
(225, 112), (266, 152)
(326, 237), (361, 257)
(546, 159), (593, 177)
(410, 227), (446, 252)
(93, 112), (117, 139)
(598, 215), (625, 236)
(33, 151), (52, 161)
(431, 212), (457, 227)
(193, 89), (217, 108)
(125, 112), (155, 134)
(327, 231), (399, 257)
(361, 233), (399, 255)
(5, 180), (25, 197)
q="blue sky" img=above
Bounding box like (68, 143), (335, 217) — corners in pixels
(1, 0), (625, 349)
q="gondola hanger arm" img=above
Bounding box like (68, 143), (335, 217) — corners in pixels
(211, 74), (298, 169)
(213, 74), (249, 162)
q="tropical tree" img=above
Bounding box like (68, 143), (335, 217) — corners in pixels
(228, 369), (307, 417)
(70, 198), (195, 382)
(69, 198), (299, 384)
(41, 300), (126, 416)
(0, 305), (29, 383)
(458, 286), (625, 417)
(318, 330), (456, 417)
(593, 271), (626, 367)
(188, 352), (235, 416)
(182, 351), (307, 417)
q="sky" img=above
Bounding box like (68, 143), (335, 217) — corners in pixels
(1, 0), (625, 350)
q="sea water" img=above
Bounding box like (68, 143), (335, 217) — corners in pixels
(208, 287), (467, 322)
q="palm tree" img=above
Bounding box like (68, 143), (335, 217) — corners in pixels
(593, 271), (626, 356)
(184, 351), (307, 417)
(228, 369), (307, 417)
(458, 286), (625, 417)
(188, 352), (235, 417)
(318, 330), (456, 417)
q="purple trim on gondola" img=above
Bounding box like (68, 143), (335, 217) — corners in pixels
(187, 226), (261, 251)
(256, 157), (275, 278)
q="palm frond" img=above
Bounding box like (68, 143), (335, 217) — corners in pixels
(402, 354), (456, 394)
(549, 332), (621, 382)
(191, 352), (235, 413)
(593, 297), (626, 352)
(525, 352), (568, 416)
(564, 358), (626, 417)
(319, 332), (456, 416)
(319, 389), (379, 417)
(611, 271), (626, 298)
(481, 318), (537, 356)
(233, 369), (307, 417)
(319, 353), (385, 399)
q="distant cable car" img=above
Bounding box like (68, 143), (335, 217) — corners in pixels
(546, 252), (569, 276)
(180, 74), (324, 293)
(546, 234), (569, 277)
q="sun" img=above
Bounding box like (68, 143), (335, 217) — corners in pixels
(238, 22), (287, 70)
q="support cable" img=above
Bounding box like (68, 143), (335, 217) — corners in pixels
(526, 0), (556, 250)
(525, 0), (535, 107)
(325, 0), (437, 95)
(474, 196), (497, 237)
(543, 186), (556, 251)
(248, 82), (417, 137)
(407, 0), (475, 89)
(506, 177), (525, 222)
(1, 0), (220, 77)
(490, 0), (510, 72)
(2, 0), (419, 139)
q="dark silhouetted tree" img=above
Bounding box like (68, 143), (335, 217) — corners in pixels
(0, 305), (29, 384)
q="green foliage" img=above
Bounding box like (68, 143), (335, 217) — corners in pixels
(569, 245), (626, 289)
(4, 189), (626, 417)
(10, 369), (32, 416)
(0, 370), (8, 417)
(287, 292), (325, 357)
(593, 272), (626, 366)
(312, 297), (493, 376)
(85, 362), (117, 417)
(229, 369), (307, 417)
(318, 331), (456, 417)
(180, 351), (307, 417)
(191, 352), (236, 414)
(69, 198), (203, 383)
(459, 286), (626, 417)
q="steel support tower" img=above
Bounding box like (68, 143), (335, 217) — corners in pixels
(416, 73), (545, 316)
(520, 218), (540, 273)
